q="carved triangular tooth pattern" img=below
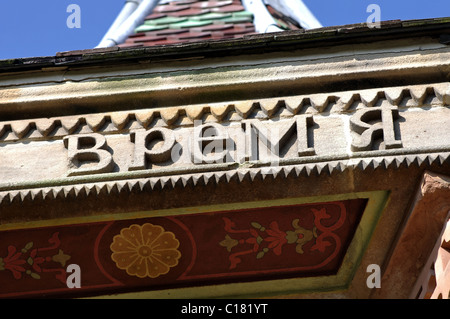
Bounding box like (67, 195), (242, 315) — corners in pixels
(385, 87), (404, 106)
(249, 169), (262, 181)
(382, 157), (395, 169)
(304, 164), (317, 176)
(416, 154), (428, 167)
(111, 112), (131, 130)
(268, 166), (282, 178)
(0, 193), (8, 205)
(282, 166), (295, 178)
(30, 189), (43, 201)
(74, 185), (88, 197)
(11, 121), (31, 139)
(297, 99), (316, 114)
(331, 161), (345, 173)
(35, 119), (57, 136)
(180, 175), (193, 187)
(336, 161), (348, 173)
(86, 115), (107, 131)
(234, 100), (255, 118)
(202, 173), (214, 186)
(433, 83), (450, 105)
(157, 176), (170, 189)
(210, 104), (232, 121)
(160, 108), (180, 126)
(313, 163), (327, 175)
(259, 99), (280, 117)
(404, 155), (418, 167)
(325, 162), (337, 175)
(225, 171), (238, 183)
(51, 187), (63, 199)
(114, 181), (128, 193)
(214, 171), (226, 184)
(362, 159), (375, 170)
(191, 175), (204, 187)
(169, 176), (182, 188)
(237, 170), (250, 182)
(61, 116), (81, 134)
(149, 178), (161, 190)
(95, 183), (109, 195)
(0, 123), (9, 139)
(335, 92), (357, 112)
(185, 105), (205, 122)
(8, 191), (21, 204)
(60, 186), (72, 198)
(360, 90), (380, 107)
(137, 180), (150, 192)
(135, 110), (155, 128)
(83, 184), (94, 196)
(427, 154), (439, 165)
(294, 165), (306, 176)
(40, 188), (52, 200)
(393, 157), (406, 168)
(19, 190), (32, 202)
(283, 96), (305, 114)
(126, 181), (140, 192)
(106, 183), (119, 194)
(309, 94), (330, 113)
(438, 154), (449, 165)
(326, 162), (338, 173)
(371, 158), (383, 170)
(409, 86), (428, 106)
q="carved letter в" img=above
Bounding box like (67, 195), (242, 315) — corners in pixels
(63, 133), (114, 176)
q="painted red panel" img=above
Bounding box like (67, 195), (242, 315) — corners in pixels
(0, 199), (367, 298)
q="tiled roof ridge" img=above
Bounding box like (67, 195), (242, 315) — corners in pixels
(119, 0), (298, 48)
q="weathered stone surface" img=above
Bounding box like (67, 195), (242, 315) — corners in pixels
(371, 172), (450, 299)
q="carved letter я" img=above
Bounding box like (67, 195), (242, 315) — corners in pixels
(63, 133), (114, 176)
(350, 101), (403, 152)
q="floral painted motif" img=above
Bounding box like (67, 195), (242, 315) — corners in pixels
(0, 232), (70, 283)
(110, 223), (181, 279)
(219, 205), (346, 270)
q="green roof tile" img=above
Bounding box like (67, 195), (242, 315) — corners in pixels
(232, 11), (253, 19)
(135, 24), (168, 33)
(191, 12), (232, 21)
(169, 19), (213, 29)
(145, 16), (187, 26)
(219, 14), (253, 24)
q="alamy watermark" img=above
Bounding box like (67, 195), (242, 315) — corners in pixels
(367, 4), (381, 29)
(66, 4), (81, 29)
(66, 264), (81, 288)
(366, 264), (381, 288)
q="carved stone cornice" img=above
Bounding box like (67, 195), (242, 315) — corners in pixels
(0, 82), (448, 143)
(0, 151), (448, 205)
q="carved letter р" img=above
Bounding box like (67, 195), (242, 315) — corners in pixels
(129, 128), (176, 171)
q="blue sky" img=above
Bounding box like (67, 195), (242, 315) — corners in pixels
(0, 0), (448, 60)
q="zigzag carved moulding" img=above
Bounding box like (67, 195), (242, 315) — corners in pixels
(0, 82), (448, 143)
(0, 152), (448, 205)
